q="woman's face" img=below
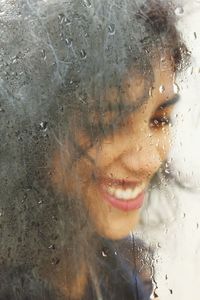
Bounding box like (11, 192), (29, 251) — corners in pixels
(53, 57), (178, 240)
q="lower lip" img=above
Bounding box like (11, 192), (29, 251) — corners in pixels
(100, 186), (145, 212)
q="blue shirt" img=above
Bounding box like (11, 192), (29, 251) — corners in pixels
(83, 237), (152, 300)
(0, 237), (152, 299)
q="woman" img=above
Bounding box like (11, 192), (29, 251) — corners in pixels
(0, 0), (187, 299)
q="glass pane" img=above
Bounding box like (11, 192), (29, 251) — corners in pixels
(0, 0), (198, 299)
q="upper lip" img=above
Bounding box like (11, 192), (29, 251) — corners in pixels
(99, 177), (141, 189)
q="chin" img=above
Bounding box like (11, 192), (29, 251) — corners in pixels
(94, 210), (141, 241)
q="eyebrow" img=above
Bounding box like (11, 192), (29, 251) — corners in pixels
(158, 95), (180, 110)
(97, 94), (180, 115)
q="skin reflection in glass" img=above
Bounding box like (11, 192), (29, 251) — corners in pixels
(0, 0), (188, 299)
(53, 56), (179, 240)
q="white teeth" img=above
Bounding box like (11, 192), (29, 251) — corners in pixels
(107, 185), (144, 201)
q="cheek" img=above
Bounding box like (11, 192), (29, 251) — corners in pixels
(51, 144), (94, 199)
(156, 128), (171, 161)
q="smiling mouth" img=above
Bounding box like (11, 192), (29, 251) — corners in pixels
(106, 184), (145, 200)
(99, 179), (146, 212)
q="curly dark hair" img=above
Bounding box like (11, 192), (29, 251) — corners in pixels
(0, 0), (187, 298)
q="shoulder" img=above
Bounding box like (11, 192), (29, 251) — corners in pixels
(115, 236), (154, 298)
(98, 236), (153, 300)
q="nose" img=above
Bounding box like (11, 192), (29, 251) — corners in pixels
(120, 128), (167, 179)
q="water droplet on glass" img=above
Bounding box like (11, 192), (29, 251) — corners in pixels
(65, 37), (72, 47)
(80, 49), (87, 59)
(175, 6), (184, 16)
(149, 87), (153, 97)
(136, 145), (142, 152)
(190, 67), (194, 75)
(151, 275), (159, 299)
(101, 250), (107, 257)
(165, 162), (169, 168)
(58, 13), (66, 24)
(17, 135), (23, 142)
(153, 119), (159, 126)
(159, 85), (165, 94)
(0, 10), (5, 16)
(164, 162), (170, 171)
(108, 24), (115, 35)
(164, 165), (171, 174)
(58, 14), (71, 25)
(157, 242), (161, 248)
(49, 244), (56, 250)
(51, 257), (60, 265)
(83, 0), (92, 8)
(161, 56), (166, 63)
(173, 83), (180, 94)
(42, 49), (46, 60)
(66, 18), (71, 25)
(79, 92), (87, 104)
(39, 121), (48, 131)
(12, 55), (18, 64)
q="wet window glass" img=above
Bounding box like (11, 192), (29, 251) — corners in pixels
(0, 0), (199, 299)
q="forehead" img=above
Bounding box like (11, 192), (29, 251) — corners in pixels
(101, 56), (175, 110)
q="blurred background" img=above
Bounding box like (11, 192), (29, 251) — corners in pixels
(138, 1), (200, 298)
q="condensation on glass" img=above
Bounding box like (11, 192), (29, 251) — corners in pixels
(0, 0), (199, 299)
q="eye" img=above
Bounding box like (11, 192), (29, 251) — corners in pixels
(150, 95), (180, 130)
(150, 115), (172, 128)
